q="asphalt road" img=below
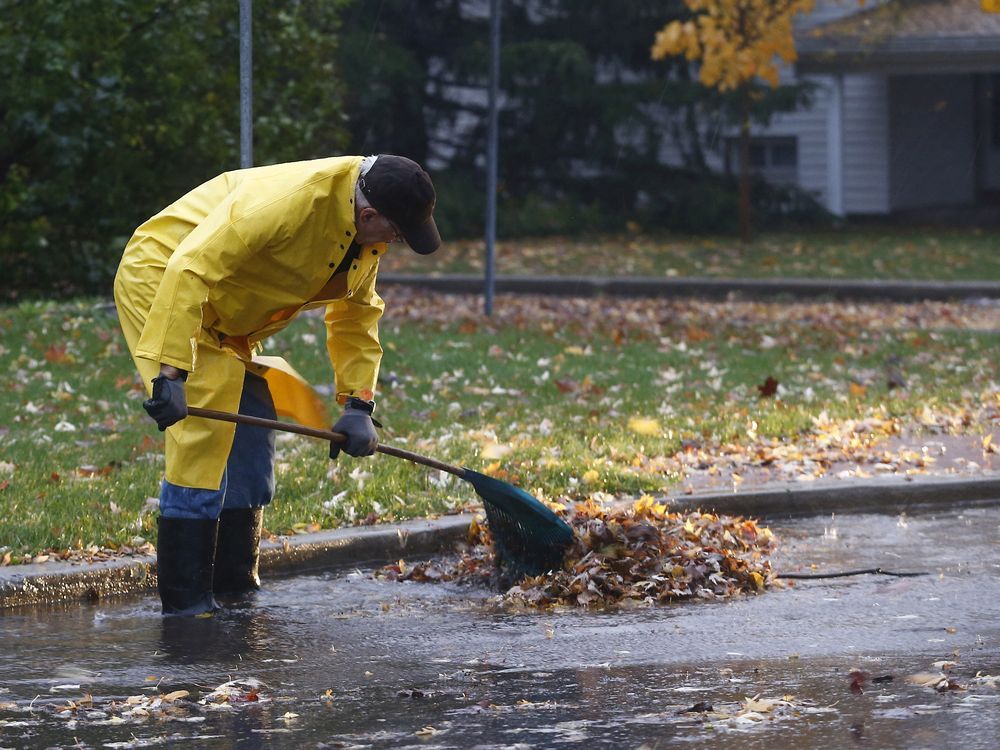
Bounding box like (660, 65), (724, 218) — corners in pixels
(1, 504), (998, 748)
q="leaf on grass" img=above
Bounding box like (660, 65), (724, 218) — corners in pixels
(757, 376), (779, 398)
(44, 344), (74, 364)
(685, 326), (712, 343)
(554, 378), (578, 393)
(628, 417), (661, 436)
(481, 442), (512, 460)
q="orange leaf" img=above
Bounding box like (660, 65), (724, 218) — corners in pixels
(685, 326), (712, 343)
(44, 344), (74, 364)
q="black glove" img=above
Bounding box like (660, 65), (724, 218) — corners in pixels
(143, 375), (188, 431)
(330, 400), (379, 460)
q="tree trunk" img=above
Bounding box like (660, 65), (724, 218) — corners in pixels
(737, 93), (752, 244)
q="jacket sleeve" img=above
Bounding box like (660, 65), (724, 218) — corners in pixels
(133, 190), (292, 370)
(324, 264), (385, 403)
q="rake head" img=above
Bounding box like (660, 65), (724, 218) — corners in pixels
(463, 469), (574, 586)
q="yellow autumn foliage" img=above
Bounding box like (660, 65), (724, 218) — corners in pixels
(651, 0), (817, 91)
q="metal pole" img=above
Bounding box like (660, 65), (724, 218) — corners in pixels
(239, 0), (253, 168)
(484, 0), (501, 316)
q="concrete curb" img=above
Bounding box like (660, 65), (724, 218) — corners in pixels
(0, 515), (474, 610)
(380, 273), (1000, 302)
(2, 475), (997, 610)
(668, 474), (1000, 519)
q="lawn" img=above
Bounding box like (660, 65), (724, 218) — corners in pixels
(380, 229), (1000, 282)
(1, 286), (998, 565)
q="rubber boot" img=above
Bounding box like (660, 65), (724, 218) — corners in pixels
(213, 508), (263, 599)
(156, 517), (219, 616)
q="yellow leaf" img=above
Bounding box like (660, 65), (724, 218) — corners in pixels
(582, 469), (600, 484)
(481, 442), (512, 459)
(628, 417), (661, 436)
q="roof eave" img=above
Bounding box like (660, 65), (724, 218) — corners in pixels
(796, 36), (1000, 74)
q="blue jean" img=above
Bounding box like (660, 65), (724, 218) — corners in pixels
(159, 371), (277, 520)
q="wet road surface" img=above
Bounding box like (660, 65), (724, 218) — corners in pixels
(1, 504), (998, 748)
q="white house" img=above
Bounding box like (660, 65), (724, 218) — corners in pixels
(431, 1), (999, 220)
(674, 0), (1000, 218)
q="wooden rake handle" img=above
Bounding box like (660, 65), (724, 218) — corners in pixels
(186, 406), (466, 479)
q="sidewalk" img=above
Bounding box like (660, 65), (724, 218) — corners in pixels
(3, 467), (997, 609)
(379, 273), (1000, 302)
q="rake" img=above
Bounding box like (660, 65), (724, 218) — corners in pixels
(187, 407), (574, 580)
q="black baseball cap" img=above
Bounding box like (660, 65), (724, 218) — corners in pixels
(358, 155), (441, 254)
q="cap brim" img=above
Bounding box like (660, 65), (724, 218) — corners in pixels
(401, 216), (441, 255)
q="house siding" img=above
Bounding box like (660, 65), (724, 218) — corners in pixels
(842, 73), (891, 214)
(757, 72), (892, 215)
(750, 76), (834, 205)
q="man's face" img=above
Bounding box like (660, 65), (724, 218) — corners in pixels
(355, 207), (401, 246)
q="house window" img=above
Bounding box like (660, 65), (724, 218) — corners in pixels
(728, 137), (799, 186)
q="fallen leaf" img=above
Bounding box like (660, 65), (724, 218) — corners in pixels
(628, 417), (661, 436)
(757, 376), (779, 398)
(849, 669), (870, 693)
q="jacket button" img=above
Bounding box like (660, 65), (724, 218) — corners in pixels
(371, 249), (377, 255)
(352, 264), (357, 270)
(345, 230), (352, 237)
(329, 262), (335, 268)
(340, 244), (345, 250)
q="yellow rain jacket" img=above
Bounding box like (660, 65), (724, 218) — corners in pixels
(113, 156), (386, 490)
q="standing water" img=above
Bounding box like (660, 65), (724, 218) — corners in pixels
(1, 505), (998, 748)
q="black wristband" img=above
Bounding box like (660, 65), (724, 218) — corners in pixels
(345, 396), (375, 414)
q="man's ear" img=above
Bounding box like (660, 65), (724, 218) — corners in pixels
(358, 206), (378, 224)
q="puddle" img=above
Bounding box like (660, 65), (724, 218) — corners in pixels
(1, 506), (998, 748)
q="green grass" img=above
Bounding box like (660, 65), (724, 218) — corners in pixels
(381, 228), (1000, 282)
(1, 290), (998, 563)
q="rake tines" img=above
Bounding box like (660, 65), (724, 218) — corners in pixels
(464, 470), (574, 585)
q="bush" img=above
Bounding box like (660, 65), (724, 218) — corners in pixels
(434, 165), (832, 240)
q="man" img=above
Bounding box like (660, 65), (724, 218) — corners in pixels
(113, 154), (440, 616)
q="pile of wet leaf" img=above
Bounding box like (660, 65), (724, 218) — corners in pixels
(376, 496), (777, 609)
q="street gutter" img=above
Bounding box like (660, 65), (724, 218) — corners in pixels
(2, 474), (997, 610)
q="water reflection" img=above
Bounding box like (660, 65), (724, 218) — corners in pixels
(0, 508), (998, 748)
(157, 606), (277, 666)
